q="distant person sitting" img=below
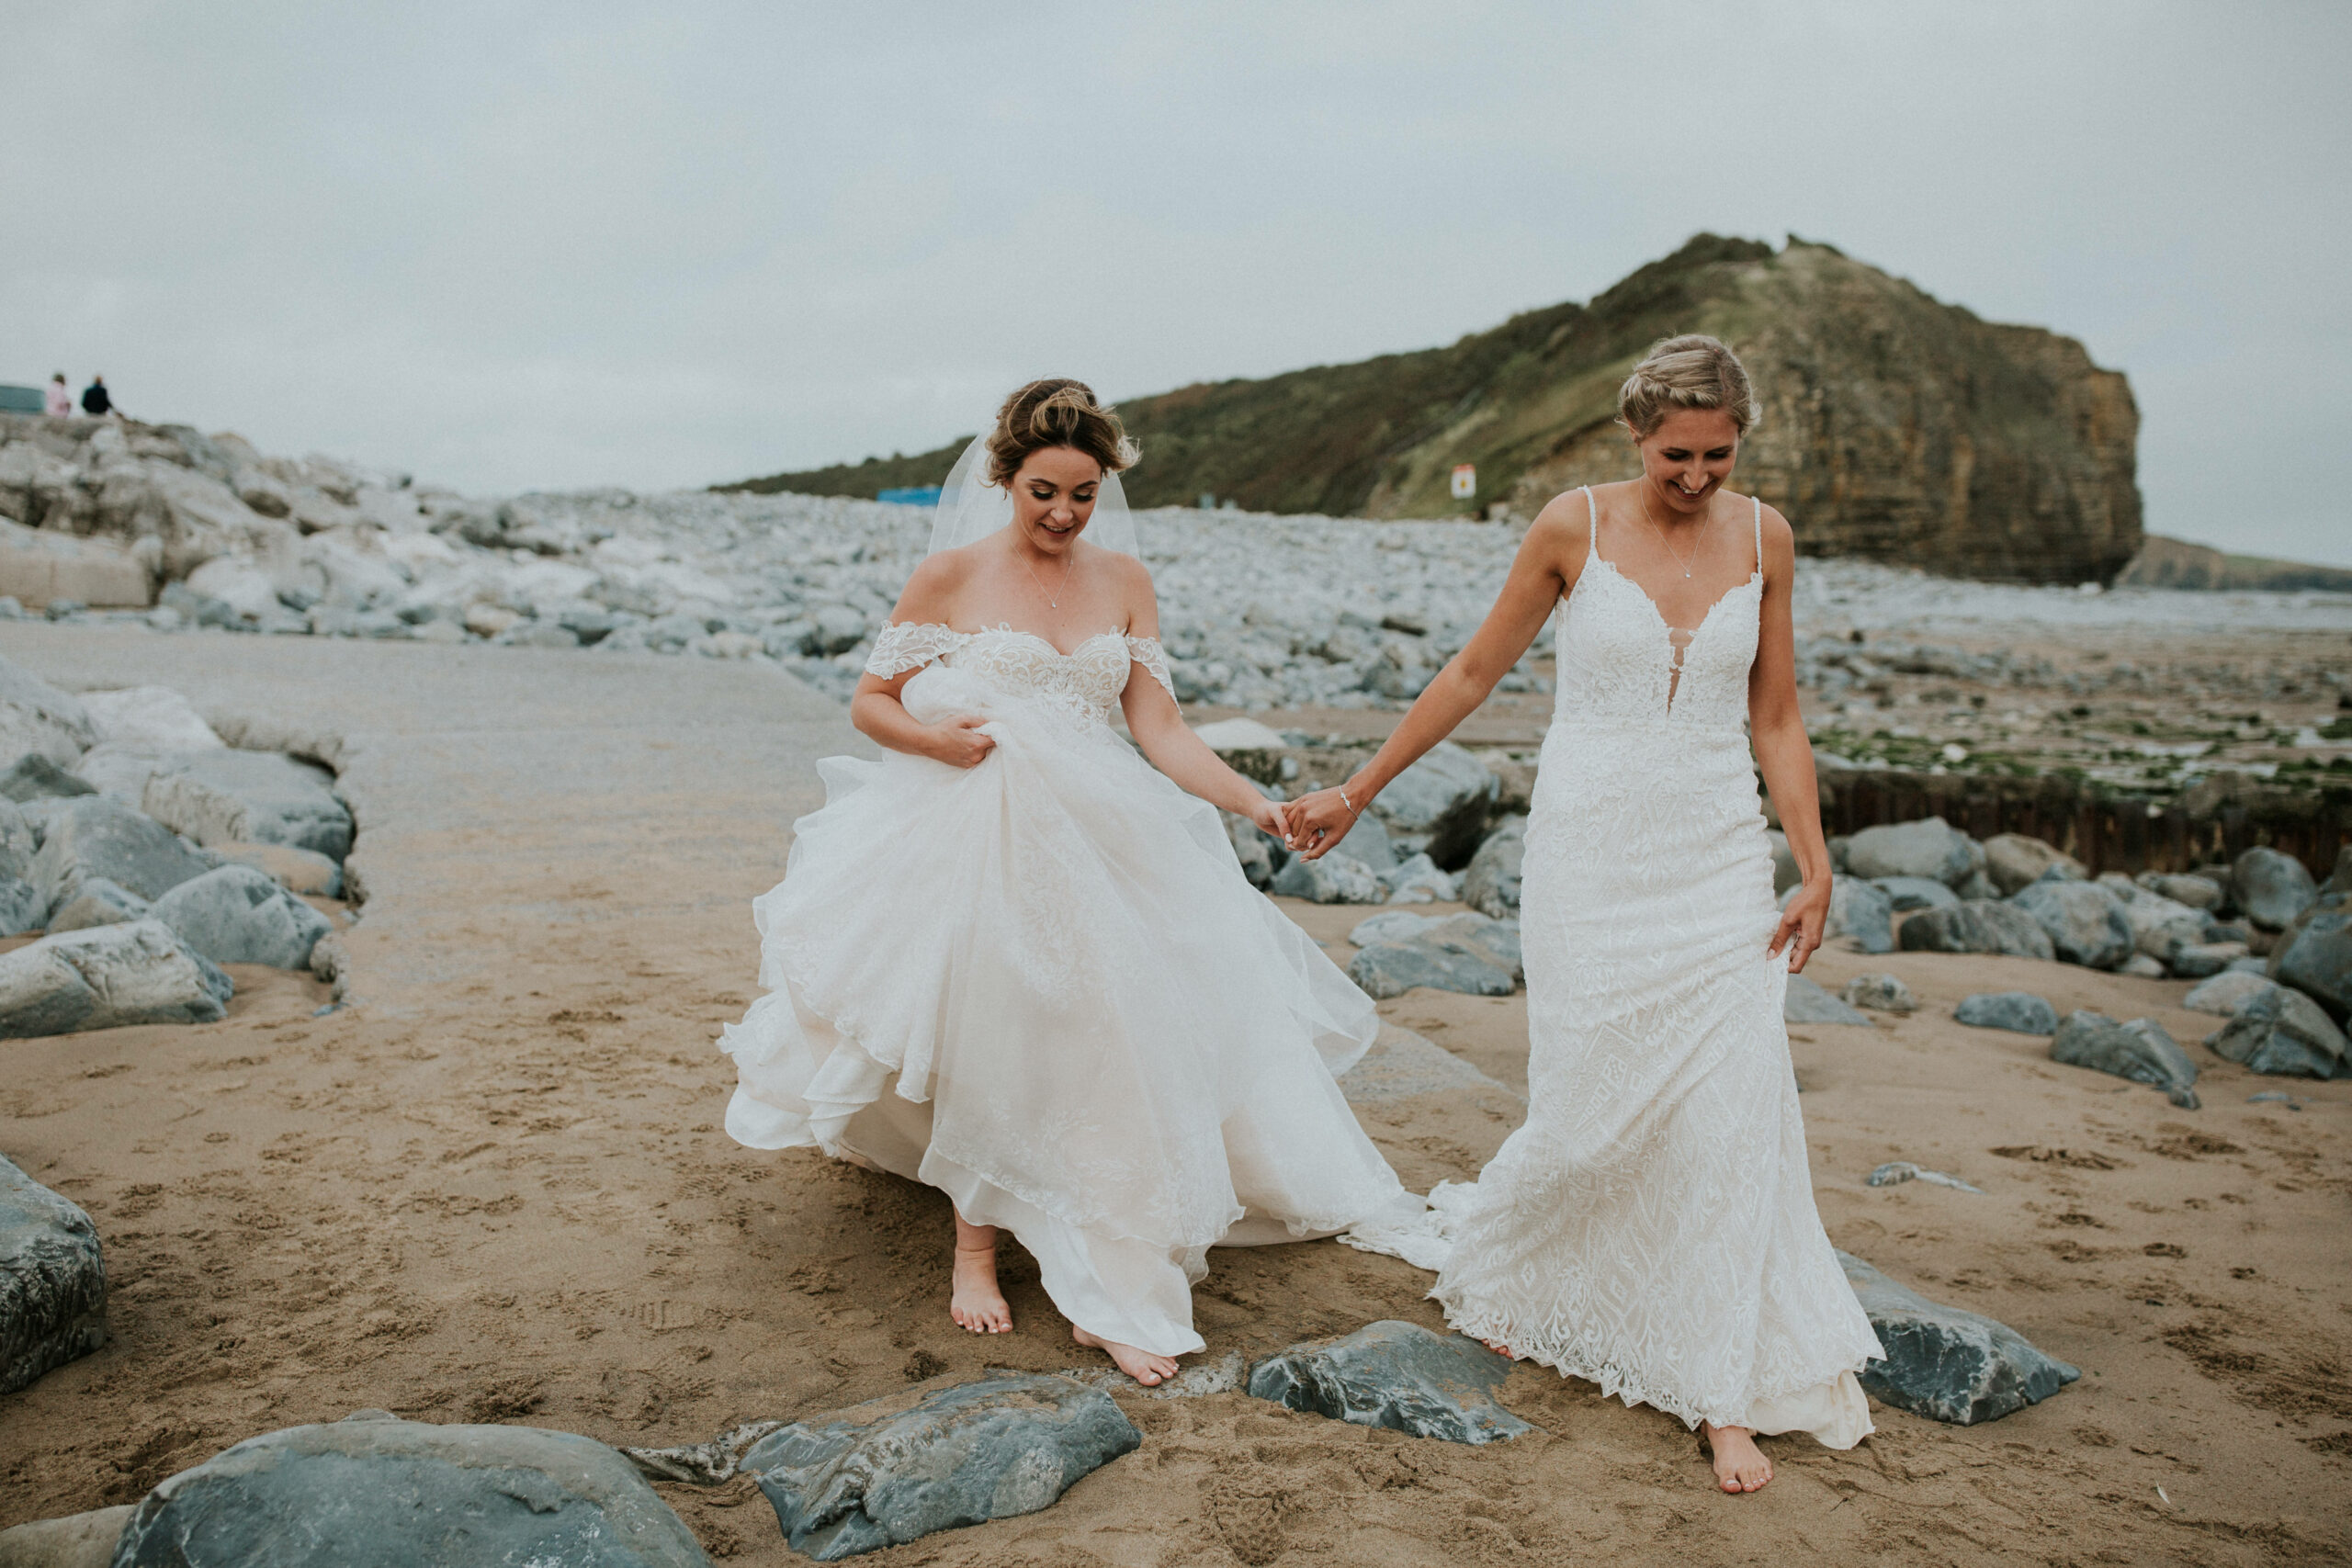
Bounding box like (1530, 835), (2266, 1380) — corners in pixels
(80, 376), (112, 417)
(45, 374), (72, 417)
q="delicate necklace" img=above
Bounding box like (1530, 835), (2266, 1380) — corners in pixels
(1021, 547), (1075, 608)
(1640, 487), (1710, 579)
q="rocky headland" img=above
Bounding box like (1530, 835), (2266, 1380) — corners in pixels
(732, 235), (2145, 585)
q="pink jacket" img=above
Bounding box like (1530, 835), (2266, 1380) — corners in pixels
(44, 382), (71, 417)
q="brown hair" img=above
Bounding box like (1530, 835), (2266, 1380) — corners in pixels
(985, 378), (1138, 486)
(1616, 334), (1759, 440)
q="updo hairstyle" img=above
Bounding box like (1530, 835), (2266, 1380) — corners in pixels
(985, 378), (1139, 487)
(1616, 334), (1759, 441)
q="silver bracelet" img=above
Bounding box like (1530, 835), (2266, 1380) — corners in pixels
(1338, 789), (1359, 817)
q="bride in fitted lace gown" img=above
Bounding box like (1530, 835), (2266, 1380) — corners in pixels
(1289, 338), (1882, 1493)
(718, 380), (1411, 1385)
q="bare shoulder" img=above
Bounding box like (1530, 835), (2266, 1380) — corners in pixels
(1748, 497), (1796, 559)
(1093, 543), (1159, 632)
(1524, 485), (1597, 567)
(890, 550), (968, 622)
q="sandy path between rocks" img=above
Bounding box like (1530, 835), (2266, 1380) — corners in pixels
(0, 624), (2346, 1566)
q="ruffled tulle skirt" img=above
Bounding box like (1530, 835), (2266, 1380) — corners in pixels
(719, 665), (1413, 1355)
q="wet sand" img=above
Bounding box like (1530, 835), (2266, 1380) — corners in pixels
(0, 624), (2346, 1565)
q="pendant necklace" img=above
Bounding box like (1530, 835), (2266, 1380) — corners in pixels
(1642, 489), (1709, 579)
(1023, 549), (1075, 608)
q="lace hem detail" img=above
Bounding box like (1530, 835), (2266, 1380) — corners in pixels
(865, 621), (970, 678)
(1125, 634), (1177, 703)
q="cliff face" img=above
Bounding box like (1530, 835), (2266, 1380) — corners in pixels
(723, 235), (2144, 583)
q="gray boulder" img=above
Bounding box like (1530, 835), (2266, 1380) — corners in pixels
(1837, 1251), (2078, 1424)
(0, 920), (232, 1037)
(2233, 846), (2318, 931)
(1846, 817), (1973, 887)
(2271, 904), (2351, 1023)
(1379, 852), (1454, 904)
(0, 656), (94, 773)
(740, 1371), (1139, 1561)
(1335, 810), (1396, 873)
(1984, 832), (2084, 897)
(1458, 817), (1525, 919)
(1843, 973), (1917, 1013)
(2207, 986), (2348, 1079)
(2168, 941), (2249, 979)
(1247, 1320), (1531, 1445)
(1873, 875), (1959, 912)
(109, 1412), (712, 1568)
(1222, 808), (1285, 890)
(46, 876), (150, 933)
(808, 604), (868, 656)
(1, 1152), (107, 1394)
(1767, 829), (1801, 896)
(2010, 879), (2134, 969)
(28, 795), (212, 909)
(1785, 974), (1871, 1026)
(1954, 992), (2059, 1035)
(142, 750), (352, 861)
(0, 796), (32, 880)
(0, 876), (41, 937)
(1365, 741), (1497, 868)
(149, 864), (332, 969)
(0, 754), (96, 803)
(1897, 900), (2056, 961)
(1349, 913), (1521, 999)
(2184, 969), (2282, 1018)
(1271, 851), (1384, 905)
(2050, 1010), (2199, 1107)
(0, 1506), (133, 1566)
(2139, 871), (2224, 910)
(2097, 874), (2210, 964)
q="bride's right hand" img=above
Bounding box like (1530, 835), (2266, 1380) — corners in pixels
(924, 716), (997, 769)
(1282, 787), (1358, 860)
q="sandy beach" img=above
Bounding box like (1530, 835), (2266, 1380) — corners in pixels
(1, 621), (2346, 1566)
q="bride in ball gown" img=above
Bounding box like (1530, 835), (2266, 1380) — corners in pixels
(718, 379), (1413, 1385)
(1287, 336), (1883, 1493)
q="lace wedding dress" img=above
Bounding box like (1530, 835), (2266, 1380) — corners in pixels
(719, 623), (1413, 1357)
(1351, 490), (1883, 1447)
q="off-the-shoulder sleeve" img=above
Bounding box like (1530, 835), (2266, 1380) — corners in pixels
(1124, 634), (1179, 703)
(865, 622), (967, 679)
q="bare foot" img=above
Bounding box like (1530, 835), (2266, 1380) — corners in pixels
(1702, 1424), (1772, 1493)
(950, 1243), (1012, 1334)
(1479, 1338), (1518, 1359)
(1072, 1326), (1179, 1386)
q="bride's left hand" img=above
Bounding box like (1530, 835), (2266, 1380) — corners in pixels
(1770, 878), (1830, 973)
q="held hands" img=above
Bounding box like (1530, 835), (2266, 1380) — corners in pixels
(1280, 786), (1360, 860)
(1770, 876), (1830, 974)
(925, 716), (997, 769)
(1241, 795), (1288, 842)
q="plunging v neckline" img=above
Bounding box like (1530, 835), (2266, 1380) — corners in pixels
(1588, 556), (1761, 643)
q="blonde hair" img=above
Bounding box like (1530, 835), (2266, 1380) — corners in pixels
(985, 378), (1139, 487)
(1616, 334), (1759, 440)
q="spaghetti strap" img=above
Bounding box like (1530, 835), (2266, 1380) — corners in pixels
(1583, 485), (1599, 564)
(1751, 494), (1762, 574)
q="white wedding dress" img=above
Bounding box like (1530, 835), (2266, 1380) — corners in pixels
(719, 622), (1414, 1357)
(1351, 490), (1883, 1447)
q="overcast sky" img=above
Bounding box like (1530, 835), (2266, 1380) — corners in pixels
(8, 3), (2348, 565)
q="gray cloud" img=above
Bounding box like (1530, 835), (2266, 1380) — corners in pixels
(6, 2), (2346, 563)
